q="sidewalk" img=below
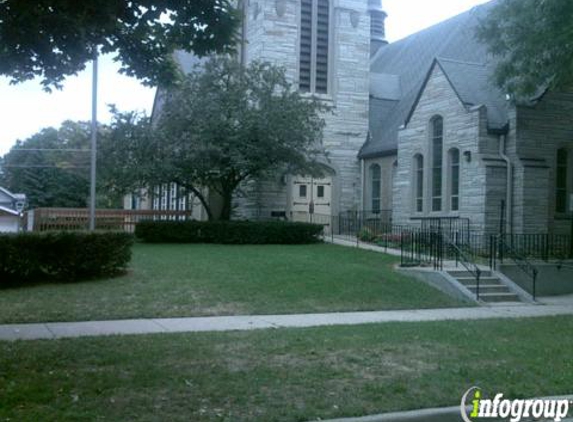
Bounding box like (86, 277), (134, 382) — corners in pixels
(2, 301), (573, 341)
(326, 235), (402, 256)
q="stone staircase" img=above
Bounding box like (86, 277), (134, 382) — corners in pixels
(446, 270), (523, 303)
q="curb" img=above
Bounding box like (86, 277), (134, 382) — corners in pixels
(311, 395), (573, 422)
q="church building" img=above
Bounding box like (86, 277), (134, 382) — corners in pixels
(128, 0), (573, 235)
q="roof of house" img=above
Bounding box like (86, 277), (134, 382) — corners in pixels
(0, 186), (17, 201)
(360, 0), (507, 159)
(0, 205), (20, 216)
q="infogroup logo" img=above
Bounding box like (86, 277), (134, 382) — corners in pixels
(460, 387), (571, 422)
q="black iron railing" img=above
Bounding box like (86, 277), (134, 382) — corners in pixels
(445, 234), (482, 300)
(491, 235), (538, 300)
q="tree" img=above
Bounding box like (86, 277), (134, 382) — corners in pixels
(107, 58), (329, 220)
(0, 120), (123, 208)
(0, 0), (239, 90)
(476, 0), (573, 98)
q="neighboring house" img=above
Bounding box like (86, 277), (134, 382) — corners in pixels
(132, 0), (573, 234)
(0, 187), (26, 232)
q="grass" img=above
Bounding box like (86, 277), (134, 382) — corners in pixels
(1, 316), (572, 421)
(0, 243), (465, 323)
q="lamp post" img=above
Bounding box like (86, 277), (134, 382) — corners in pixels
(89, 50), (98, 231)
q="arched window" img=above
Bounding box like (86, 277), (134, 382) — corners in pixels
(556, 148), (568, 213)
(449, 148), (460, 211)
(414, 154), (424, 212)
(431, 116), (443, 212)
(370, 164), (381, 213)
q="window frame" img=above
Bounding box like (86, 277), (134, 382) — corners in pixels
(370, 163), (381, 213)
(448, 148), (460, 212)
(555, 148), (570, 214)
(430, 116), (444, 212)
(413, 154), (424, 213)
(298, 0), (332, 95)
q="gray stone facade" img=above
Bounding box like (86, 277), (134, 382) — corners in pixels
(144, 1), (573, 236)
(235, 0), (371, 219)
(382, 63), (573, 234)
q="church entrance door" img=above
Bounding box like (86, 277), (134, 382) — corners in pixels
(289, 175), (332, 231)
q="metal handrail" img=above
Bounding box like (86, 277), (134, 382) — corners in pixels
(444, 234), (482, 300)
(556, 260), (573, 271)
(497, 235), (538, 300)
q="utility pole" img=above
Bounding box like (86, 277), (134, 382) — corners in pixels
(89, 50), (98, 231)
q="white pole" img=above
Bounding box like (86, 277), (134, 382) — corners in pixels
(89, 50), (98, 231)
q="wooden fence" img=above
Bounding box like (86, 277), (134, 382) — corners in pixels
(25, 208), (194, 232)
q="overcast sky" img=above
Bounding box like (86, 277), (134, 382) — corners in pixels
(0, 0), (492, 156)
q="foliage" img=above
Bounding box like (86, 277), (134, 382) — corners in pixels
(476, 0), (573, 98)
(107, 57), (329, 220)
(357, 227), (376, 242)
(135, 220), (324, 244)
(0, 120), (123, 208)
(0, 231), (133, 283)
(97, 107), (156, 200)
(0, 0), (239, 90)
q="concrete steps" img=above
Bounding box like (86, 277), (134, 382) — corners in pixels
(446, 270), (523, 303)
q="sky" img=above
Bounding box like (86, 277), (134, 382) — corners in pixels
(0, 0), (492, 156)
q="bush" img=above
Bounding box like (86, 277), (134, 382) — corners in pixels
(135, 220), (324, 244)
(358, 227), (376, 242)
(0, 231), (134, 284)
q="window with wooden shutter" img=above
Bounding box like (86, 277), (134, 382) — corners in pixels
(299, 0), (330, 94)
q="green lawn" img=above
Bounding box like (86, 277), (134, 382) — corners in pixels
(0, 243), (465, 323)
(1, 316), (572, 421)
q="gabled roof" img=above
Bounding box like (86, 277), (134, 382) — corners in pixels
(361, 0), (504, 159)
(151, 51), (207, 121)
(402, 57), (508, 130)
(0, 186), (17, 201)
(0, 205), (19, 216)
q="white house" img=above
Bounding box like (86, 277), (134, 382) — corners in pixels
(0, 187), (26, 232)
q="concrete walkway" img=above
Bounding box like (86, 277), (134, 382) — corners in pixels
(2, 300), (573, 341)
(326, 235), (402, 256)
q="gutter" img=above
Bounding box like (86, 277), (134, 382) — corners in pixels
(360, 159), (365, 212)
(499, 133), (513, 234)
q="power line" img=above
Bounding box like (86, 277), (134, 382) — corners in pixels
(1, 165), (90, 168)
(8, 148), (91, 152)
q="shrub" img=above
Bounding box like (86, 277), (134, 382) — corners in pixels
(358, 227), (376, 242)
(0, 231), (134, 284)
(135, 220), (324, 244)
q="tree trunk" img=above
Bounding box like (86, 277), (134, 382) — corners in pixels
(180, 183), (213, 221)
(219, 190), (233, 221)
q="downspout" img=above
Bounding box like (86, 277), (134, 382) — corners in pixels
(499, 134), (513, 234)
(360, 159), (365, 212)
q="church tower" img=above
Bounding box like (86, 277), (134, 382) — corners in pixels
(368, 0), (388, 56)
(236, 0), (373, 220)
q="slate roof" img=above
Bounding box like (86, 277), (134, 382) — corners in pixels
(360, 0), (507, 159)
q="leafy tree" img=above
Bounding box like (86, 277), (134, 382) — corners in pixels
(106, 58), (329, 220)
(476, 0), (573, 98)
(0, 0), (239, 90)
(0, 121), (122, 208)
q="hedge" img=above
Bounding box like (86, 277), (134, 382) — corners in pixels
(0, 231), (134, 284)
(135, 220), (324, 244)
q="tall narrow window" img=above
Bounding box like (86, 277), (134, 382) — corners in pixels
(299, 0), (330, 94)
(414, 154), (424, 212)
(449, 148), (460, 211)
(370, 164), (381, 213)
(556, 148), (568, 213)
(431, 116), (443, 212)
